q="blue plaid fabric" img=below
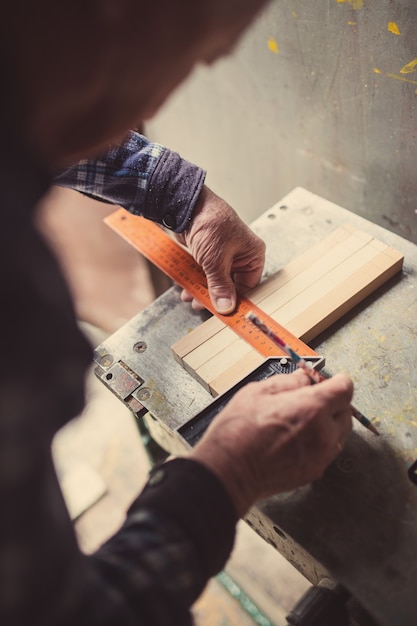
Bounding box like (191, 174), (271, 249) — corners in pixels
(55, 131), (206, 233)
(56, 132), (164, 206)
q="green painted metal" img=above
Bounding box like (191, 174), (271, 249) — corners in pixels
(217, 570), (275, 626)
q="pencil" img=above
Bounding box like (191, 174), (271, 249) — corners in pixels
(246, 312), (379, 436)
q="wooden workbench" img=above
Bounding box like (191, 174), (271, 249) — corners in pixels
(94, 188), (417, 626)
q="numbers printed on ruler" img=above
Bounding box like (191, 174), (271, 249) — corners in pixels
(105, 210), (319, 360)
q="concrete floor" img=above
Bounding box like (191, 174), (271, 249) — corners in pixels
(39, 187), (310, 625)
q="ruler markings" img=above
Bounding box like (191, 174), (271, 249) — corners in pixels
(104, 209), (319, 359)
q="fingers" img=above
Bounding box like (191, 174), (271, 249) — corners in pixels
(313, 374), (354, 433)
(232, 262), (265, 292)
(179, 187), (265, 314)
(205, 278), (236, 314)
(247, 370), (352, 406)
(256, 372), (353, 465)
(251, 369), (313, 395)
(180, 289), (204, 310)
(303, 373), (353, 461)
(180, 286), (235, 312)
(192, 370), (355, 516)
(179, 254), (237, 313)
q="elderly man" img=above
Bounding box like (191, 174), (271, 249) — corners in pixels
(0, 1), (352, 625)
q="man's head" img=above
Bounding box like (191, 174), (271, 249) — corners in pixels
(2, 0), (268, 165)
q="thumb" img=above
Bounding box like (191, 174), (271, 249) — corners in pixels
(206, 272), (237, 314)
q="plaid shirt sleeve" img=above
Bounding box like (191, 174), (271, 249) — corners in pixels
(54, 131), (206, 233)
(1, 222), (237, 625)
(1, 126), (236, 626)
(85, 459), (238, 626)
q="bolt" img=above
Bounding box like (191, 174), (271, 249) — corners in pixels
(99, 354), (114, 368)
(137, 387), (151, 401)
(134, 341), (148, 353)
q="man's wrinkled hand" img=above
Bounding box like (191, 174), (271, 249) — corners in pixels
(176, 186), (266, 314)
(191, 370), (353, 517)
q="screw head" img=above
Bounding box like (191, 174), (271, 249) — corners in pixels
(137, 387), (151, 401)
(99, 354), (114, 368)
(134, 341), (148, 353)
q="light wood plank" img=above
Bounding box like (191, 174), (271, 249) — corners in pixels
(207, 248), (402, 396)
(172, 225), (404, 396)
(288, 248), (403, 343)
(171, 225), (357, 361)
(174, 225), (370, 371)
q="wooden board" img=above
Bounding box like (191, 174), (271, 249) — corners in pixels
(171, 224), (404, 396)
